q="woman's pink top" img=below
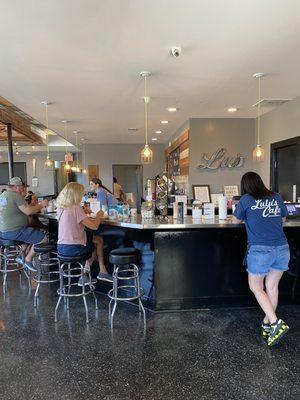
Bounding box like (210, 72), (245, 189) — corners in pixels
(57, 205), (87, 245)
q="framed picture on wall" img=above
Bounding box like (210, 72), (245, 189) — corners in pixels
(88, 165), (99, 181)
(223, 185), (239, 198)
(192, 184), (211, 203)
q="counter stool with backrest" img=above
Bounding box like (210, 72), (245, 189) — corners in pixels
(108, 247), (146, 328)
(33, 242), (60, 307)
(0, 239), (29, 288)
(55, 253), (98, 323)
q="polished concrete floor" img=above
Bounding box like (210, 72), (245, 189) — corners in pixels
(0, 274), (299, 400)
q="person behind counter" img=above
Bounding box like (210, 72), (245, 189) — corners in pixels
(89, 178), (118, 208)
(233, 171), (290, 347)
(113, 177), (125, 202)
(0, 177), (48, 271)
(56, 182), (112, 285)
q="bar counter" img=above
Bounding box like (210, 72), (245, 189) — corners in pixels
(38, 213), (300, 311)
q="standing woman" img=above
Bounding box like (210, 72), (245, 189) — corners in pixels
(233, 172), (290, 346)
(89, 178), (118, 208)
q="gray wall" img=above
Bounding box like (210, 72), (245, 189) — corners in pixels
(0, 151), (65, 196)
(256, 96), (300, 187)
(0, 144), (166, 197)
(82, 143), (165, 194)
(189, 118), (255, 195)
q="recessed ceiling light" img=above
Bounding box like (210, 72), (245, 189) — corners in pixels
(152, 137), (158, 141)
(227, 107), (238, 112)
(155, 130), (162, 134)
(167, 107), (177, 112)
(161, 120), (169, 124)
(14, 142), (17, 145)
(26, 152), (31, 155)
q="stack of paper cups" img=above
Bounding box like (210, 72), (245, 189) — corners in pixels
(219, 195), (228, 220)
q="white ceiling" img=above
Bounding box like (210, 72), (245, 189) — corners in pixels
(1, 0), (300, 144)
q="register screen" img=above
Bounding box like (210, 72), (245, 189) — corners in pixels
(286, 203), (300, 217)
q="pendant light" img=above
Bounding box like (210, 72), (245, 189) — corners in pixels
(140, 71), (153, 164)
(81, 139), (87, 174)
(253, 73), (265, 162)
(71, 131), (81, 173)
(41, 101), (54, 169)
(61, 120), (72, 172)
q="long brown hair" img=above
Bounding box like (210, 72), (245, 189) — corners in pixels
(241, 172), (274, 200)
(90, 178), (113, 195)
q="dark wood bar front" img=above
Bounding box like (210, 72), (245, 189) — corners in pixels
(40, 214), (300, 311)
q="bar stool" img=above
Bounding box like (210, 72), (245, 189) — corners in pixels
(33, 242), (59, 307)
(0, 239), (28, 288)
(108, 248), (146, 328)
(55, 253), (98, 323)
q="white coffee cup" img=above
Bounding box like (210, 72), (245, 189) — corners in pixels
(192, 208), (202, 219)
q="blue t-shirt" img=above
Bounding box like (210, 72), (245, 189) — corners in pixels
(234, 193), (288, 246)
(96, 188), (118, 208)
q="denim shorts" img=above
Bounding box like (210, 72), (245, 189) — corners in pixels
(247, 244), (290, 276)
(57, 242), (94, 257)
(0, 226), (46, 245)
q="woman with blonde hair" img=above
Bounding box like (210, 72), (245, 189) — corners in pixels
(56, 182), (111, 285)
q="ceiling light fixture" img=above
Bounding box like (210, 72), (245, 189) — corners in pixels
(161, 120), (169, 124)
(167, 107), (177, 112)
(253, 73), (265, 162)
(140, 71), (153, 164)
(41, 101), (54, 170)
(155, 130), (162, 134)
(227, 107), (238, 113)
(152, 138), (158, 141)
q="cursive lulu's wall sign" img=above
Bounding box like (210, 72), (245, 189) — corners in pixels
(197, 148), (245, 170)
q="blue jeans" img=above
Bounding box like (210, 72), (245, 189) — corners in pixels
(247, 244), (290, 276)
(0, 226), (46, 245)
(57, 242), (94, 257)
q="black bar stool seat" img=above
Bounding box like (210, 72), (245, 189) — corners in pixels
(34, 242), (57, 254)
(109, 248), (139, 265)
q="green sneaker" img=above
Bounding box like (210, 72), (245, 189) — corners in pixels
(261, 321), (271, 341)
(267, 319), (290, 347)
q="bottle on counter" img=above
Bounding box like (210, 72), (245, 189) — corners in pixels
(177, 202), (184, 223)
(219, 195), (228, 220)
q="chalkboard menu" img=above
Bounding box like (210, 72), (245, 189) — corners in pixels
(169, 147), (180, 176)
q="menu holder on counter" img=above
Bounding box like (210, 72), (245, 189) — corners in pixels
(90, 201), (100, 214)
(211, 193), (222, 208)
(203, 203), (215, 220)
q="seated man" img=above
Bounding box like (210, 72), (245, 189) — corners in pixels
(0, 177), (48, 271)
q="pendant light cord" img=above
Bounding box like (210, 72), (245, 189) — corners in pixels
(144, 76), (148, 146)
(75, 133), (79, 168)
(45, 103), (50, 158)
(64, 122), (68, 155)
(257, 76), (261, 146)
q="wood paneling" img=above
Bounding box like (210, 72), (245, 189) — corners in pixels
(165, 130), (189, 157)
(166, 130), (189, 177)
